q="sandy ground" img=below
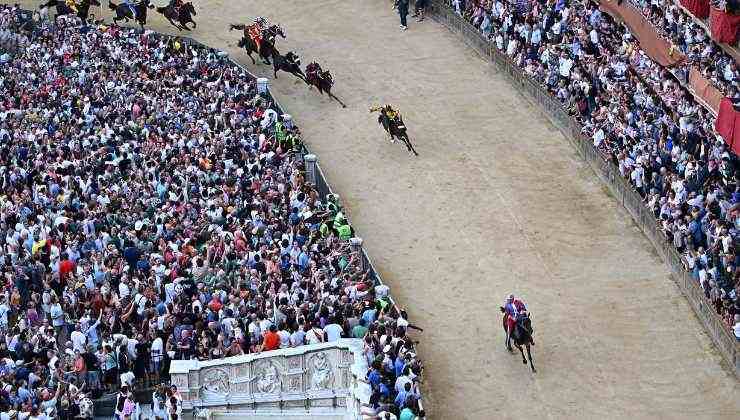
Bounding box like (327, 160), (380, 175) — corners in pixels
(17, 0), (740, 418)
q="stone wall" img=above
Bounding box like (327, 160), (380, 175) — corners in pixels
(170, 339), (370, 419)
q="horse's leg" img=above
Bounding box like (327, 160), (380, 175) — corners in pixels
(402, 136), (418, 156)
(328, 92), (346, 108)
(526, 344), (536, 372)
(246, 50), (256, 65)
(505, 325), (513, 352)
(167, 16), (181, 30)
(517, 344), (527, 365)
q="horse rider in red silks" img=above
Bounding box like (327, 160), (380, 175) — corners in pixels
(170, 0), (184, 14)
(503, 294), (530, 350)
(247, 17), (267, 51)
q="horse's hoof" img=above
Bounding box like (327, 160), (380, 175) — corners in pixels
(531, 368), (537, 373)
(522, 359), (527, 365)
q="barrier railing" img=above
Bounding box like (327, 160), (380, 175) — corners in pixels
(425, 0), (740, 377)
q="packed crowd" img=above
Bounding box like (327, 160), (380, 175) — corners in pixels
(0, 3), (425, 419)
(0, 4), (29, 58)
(450, 0), (740, 339)
(627, 0), (739, 97)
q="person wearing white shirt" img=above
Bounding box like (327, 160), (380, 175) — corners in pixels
(323, 320), (343, 342)
(70, 324), (87, 353)
(558, 54), (573, 78)
(305, 323), (325, 345)
(151, 335), (164, 382)
(0, 295), (10, 330)
(290, 326), (306, 347)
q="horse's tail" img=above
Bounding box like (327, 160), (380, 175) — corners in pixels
(229, 24), (245, 31)
(108, 1), (118, 12)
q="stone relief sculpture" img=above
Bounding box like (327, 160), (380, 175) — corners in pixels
(254, 360), (281, 394)
(201, 368), (230, 397)
(309, 352), (334, 390)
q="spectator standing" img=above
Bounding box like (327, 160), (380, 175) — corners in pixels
(398, 0), (410, 30)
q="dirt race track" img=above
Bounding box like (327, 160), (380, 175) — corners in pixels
(17, 0), (740, 418)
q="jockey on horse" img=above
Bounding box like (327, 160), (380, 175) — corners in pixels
(65, 0), (79, 14)
(305, 61), (323, 84)
(247, 16), (268, 51)
(369, 104), (402, 127)
(123, 0), (137, 19)
(502, 294), (532, 351)
(169, 0), (183, 14)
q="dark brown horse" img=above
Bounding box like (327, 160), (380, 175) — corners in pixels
(230, 23), (285, 65)
(500, 308), (536, 372)
(305, 62), (346, 108)
(376, 109), (418, 156)
(109, 0), (153, 28)
(271, 50), (306, 82)
(39, 0), (101, 21)
(156, 1), (196, 31)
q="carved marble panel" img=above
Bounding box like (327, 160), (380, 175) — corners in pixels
(230, 380), (250, 395)
(341, 348), (354, 365)
(233, 364), (249, 379)
(171, 339), (368, 415)
(286, 373), (304, 393)
(287, 354), (304, 373)
(307, 352), (335, 391)
(200, 367), (230, 398)
(252, 359), (282, 394)
(171, 373), (188, 389)
(189, 372), (200, 389)
(341, 368), (351, 388)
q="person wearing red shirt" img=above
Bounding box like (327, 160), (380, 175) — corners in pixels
(262, 324), (280, 351)
(207, 295), (222, 313)
(59, 254), (75, 283)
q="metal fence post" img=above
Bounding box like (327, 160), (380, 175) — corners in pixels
(282, 113), (293, 129)
(350, 238), (366, 271)
(256, 77), (269, 95)
(304, 154), (318, 185)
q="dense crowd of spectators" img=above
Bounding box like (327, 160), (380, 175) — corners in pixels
(0, 3), (425, 419)
(450, 0), (740, 339)
(627, 0), (738, 97)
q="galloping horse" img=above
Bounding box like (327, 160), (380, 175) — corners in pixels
(271, 50), (306, 81)
(39, 0), (101, 21)
(305, 62), (346, 108)
(156, 1), (196, 30)
(109, 0), (153, 28)
(371, 107), (419, 156)
(230, 23), (285, 65)
(501, 307), (536, 372)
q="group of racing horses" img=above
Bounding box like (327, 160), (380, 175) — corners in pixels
(40, 0), (196, 31)
(228, 17), (420, 156)
(229, 19), (347, 109)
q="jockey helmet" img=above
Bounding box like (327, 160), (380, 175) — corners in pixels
(507, 294), (515, 302)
